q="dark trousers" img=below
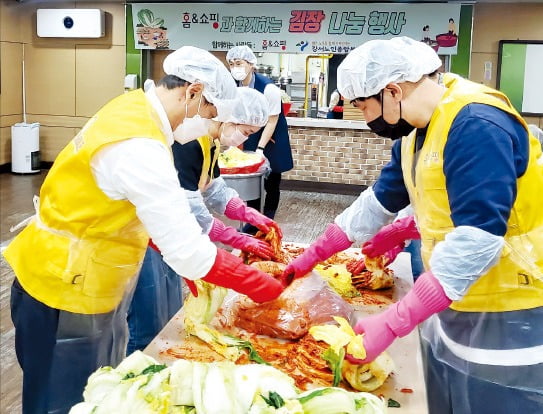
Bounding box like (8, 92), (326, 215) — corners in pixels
(11, 278), (131, 414)
(127, 246), (183, 354)
(244, 172), (282, 234)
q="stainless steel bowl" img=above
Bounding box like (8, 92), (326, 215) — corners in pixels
(222, 171), (266, 202)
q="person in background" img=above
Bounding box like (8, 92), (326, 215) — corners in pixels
(327, 88), (344, 119)
(127, 87), (279, 354)
(226, 45), (294, 234)
(4, 46), (285, 414)
(280, 36), (543, 413)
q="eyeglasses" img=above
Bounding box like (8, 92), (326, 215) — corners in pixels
(350, 93), (381, 107)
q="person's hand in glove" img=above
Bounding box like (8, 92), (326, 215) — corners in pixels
(346, 243), (405, 275)
(224, 197), (283, 238)
(198, 248), (285, 302)
(208, 218), (275, 260)
(362, 215), (420, 259)
(147, 239), (281, 301)
(279, 223), (352, 286)
(345, 271), (451, 364)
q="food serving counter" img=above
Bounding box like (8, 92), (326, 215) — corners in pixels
(145, 251), (429, 413)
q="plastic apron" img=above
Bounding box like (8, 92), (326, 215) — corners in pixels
(127, 246), (182, 355)
(10, 197), (144, 413)
(47, 276), (139, 413)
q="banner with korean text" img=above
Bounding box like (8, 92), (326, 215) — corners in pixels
(131, 3), (461, 54)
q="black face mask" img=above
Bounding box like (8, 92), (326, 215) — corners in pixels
(367, 92), (416, 140)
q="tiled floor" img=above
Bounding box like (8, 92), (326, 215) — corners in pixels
(0, 171), (357, 413)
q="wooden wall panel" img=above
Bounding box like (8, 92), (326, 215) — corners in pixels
(0, 127), (13, 165)
(0, 42), (24, 116)
(0, 1), (22, 43)
(76, 45), (125, 117)
(24, 45), (76, 116)
(1, 1), (127, 163)
(39, 126), (79, 161)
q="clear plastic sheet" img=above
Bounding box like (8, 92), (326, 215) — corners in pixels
(219, 272), (354, 340)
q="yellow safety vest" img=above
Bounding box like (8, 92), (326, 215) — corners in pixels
(3, 90), (170, 314)
(401, 75), (543, 312)
(196, 136), (221, 191)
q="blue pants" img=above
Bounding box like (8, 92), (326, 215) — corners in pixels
(424, 340), (543, 414)
(127, 247), (183, 354)
(11, 278), (129, 414)
(405, 239), (424, 280)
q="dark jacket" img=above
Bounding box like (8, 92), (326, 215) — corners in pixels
(243, 73), (293, 173)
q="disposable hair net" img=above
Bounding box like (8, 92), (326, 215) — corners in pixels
(226, 45), (258, 65)
(337, 36), (442, 100)
(227, 88), (269, 127)
(163, 46), (238, 122)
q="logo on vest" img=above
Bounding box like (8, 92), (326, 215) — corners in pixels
(72, 116), (98, 153)
(424, 151), (440, 164)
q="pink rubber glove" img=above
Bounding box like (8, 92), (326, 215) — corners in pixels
(279, 223), (352, 286)
(346, 271), (451, 364)
(362, 215), (420, 258)
(208, 218), (275, 260)
(224, 197), (283, 238)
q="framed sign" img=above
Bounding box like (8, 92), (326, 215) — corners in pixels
(131, 3), (461, 55)
(497, 40), (543, 116)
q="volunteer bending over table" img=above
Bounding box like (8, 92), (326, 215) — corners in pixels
(127, 87), (281, 353)
(4, 46), (284, 414)
(226, 45), (294, 234)
(281, 37), (543, 414)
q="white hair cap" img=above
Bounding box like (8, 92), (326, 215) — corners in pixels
(163, 46), (237, 121)
(226, 45), (258, 65)
(228, 88), (269, 127)
(337, 36), (442, 100)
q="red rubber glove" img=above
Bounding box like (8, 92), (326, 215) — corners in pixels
(199, 248), (285, 302)
(279, 223), (352, 286)
(148, 239), (200, 297)
(346, 271), (451, 364)
(208, 218), (275, 260)
(362, 216), (420, 258)
(224, 197), (283, 238)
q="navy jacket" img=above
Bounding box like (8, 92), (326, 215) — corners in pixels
(243, 73), (294, 173)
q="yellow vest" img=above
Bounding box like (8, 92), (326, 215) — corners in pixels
(401, 75), (543, 312)
(3, 90), (170, 314)
(196, 136), (221, 191)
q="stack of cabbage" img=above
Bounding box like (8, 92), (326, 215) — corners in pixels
(69, 351), (387, 414)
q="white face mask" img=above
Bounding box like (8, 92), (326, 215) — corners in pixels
(173, 96), (212, 144)
(231, 67), (248, 81)
(220, 124), (248, 147)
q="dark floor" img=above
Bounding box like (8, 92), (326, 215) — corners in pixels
(0, 170), (357, 413)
